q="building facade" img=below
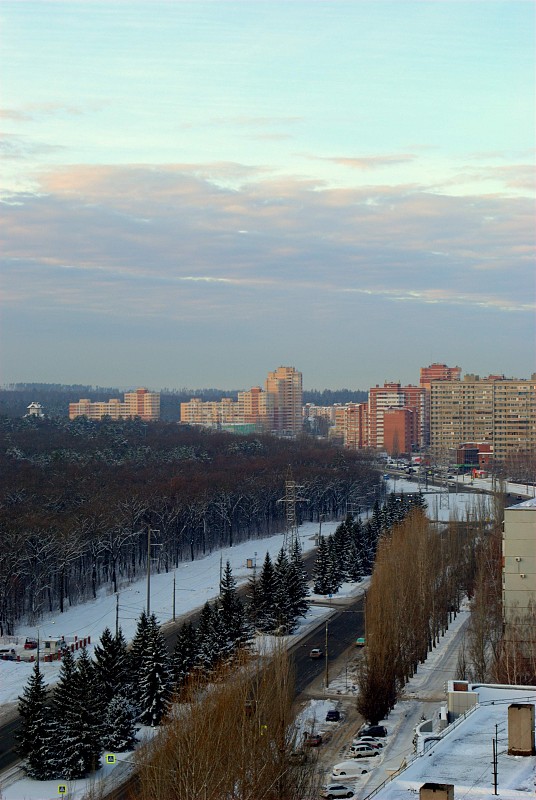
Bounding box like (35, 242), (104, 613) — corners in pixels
(429, 374), (536, 461)
(69, 388), (160, 421)
(333, 402), (368, 449)
(265, 366), (303, 436)
(368, 382), (425, 452)
(420, 363), (462, 445)
(502, 498), (536, 660)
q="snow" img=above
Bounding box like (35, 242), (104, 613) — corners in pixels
(1, 478), (532, 799)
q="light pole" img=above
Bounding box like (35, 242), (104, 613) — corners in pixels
(324, 621), (329, 690)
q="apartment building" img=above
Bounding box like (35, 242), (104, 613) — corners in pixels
(180, 397), (240, 427)
(502, 498), (536, 665)
(238, 386), (274, 429)
(429, 374), (536, 461)
(265, 366), (303, 436)
(368, 382), (425, 451)
(383, 406), (419, 456)
(333, 403), (368, 449)
(420, 362), (461, 445)
(69, 388), (160, 421)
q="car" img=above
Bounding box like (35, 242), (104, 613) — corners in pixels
(304, 733), (322, 747)
(331, 761), (369, 778)
(352, 736), (383, 749)
(360, 725), (388, 738)
(24, 638), (38, 650)
(347, 743), (379, 759)
(355, 637), (365, 647)
(326, 708), (341, 722)
(320, 784), (355, 799)
(309, 647), (323, 659)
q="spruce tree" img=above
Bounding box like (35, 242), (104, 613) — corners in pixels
(94, 626), (130, 704)
(273, 548), (295, 632)
(138, 615), (171, 727)
(172, 621), (198, 689)
(326, 534), (342, 594)
(102, 696), (138, 752)
(129, 611), (151, 703)
(219, 560), (247, 651)
(196, 601), (219, 672)
(256, 552), (278, 632)
(290, 538), (310, 612)
(313, 535), (330, 595)
(18, 662), (56, 778)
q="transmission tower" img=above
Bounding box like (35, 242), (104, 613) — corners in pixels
(278, 467), (308, 554)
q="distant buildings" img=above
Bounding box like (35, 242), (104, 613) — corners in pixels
(25, 402), (44, 418)
(69, 388), (160, 421)
(181, 366), (303, 437)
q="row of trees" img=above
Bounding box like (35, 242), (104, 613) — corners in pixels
(313, 493), (427, 595)
(357, 507), (476, 723)
(0, 415), (381, 633)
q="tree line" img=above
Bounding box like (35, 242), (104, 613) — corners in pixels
(0, 415), (380, 634)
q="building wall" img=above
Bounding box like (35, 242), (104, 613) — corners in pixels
(69, 389), (160, 421)
(265, 366), (303, 436)
(502, 500), (536, 629)
(334, 402), (368, 449)
(368, 383), (424, 450)
(420, 363), (461, 446)
(384, 407), (418, 456)
(430, 375), (536, 461)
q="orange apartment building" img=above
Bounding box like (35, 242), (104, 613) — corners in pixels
(420, 362), (462, 445)
(334, 403), (368, 449)
(265, 366), (303, 436)
(368, 382), (425, 452)
(69, 388), (160, 421)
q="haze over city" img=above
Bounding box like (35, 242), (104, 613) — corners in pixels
(1, 1), (534, 389)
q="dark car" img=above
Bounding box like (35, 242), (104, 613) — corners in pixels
(326, 709), (341, 722)
(360, 725), (387, 738)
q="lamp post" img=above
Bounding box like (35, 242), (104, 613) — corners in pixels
(146, 528), (160, 617)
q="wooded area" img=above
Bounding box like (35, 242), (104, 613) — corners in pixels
(0, 415), (380, 634)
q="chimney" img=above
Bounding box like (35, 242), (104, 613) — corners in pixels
(508, 704), (535, 756)
(420, 784), (454, 800)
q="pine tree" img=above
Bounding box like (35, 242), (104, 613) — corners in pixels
(313, 535), (330, 595)
(18, 662), (56, 778)
(219, 560), (248, 651)
(138, 615), (171, 727)
(333, 517), (353, 582)
(129, 611), (151, 703)
(286, 559), (309, 624)
(102, 696), (138, 752)
(347, 535), (364, 582)
(94, 626), (130, 704)
(326, 534), (342, 594)
(290, 538), (310, 612)
(172, 621), (198, 689)
(54, 646), (102, 779)
(255, 552), (278, 633)
(196, 601), (220, 672)
(273, 548), (295, 632)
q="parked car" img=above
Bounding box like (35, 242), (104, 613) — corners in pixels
(347, 743), (379, 759)
(320, 784), (355, 799)
(305, 733), (322, 747)
(355, 637), (365, 647)
(331, 761), (369, 778)
(360, 725), (388, 738)
(352, 736), (383, 748)
(326, 708), (341, 722)
(24, 638), (38, 650)
(309, 647), (323, 659)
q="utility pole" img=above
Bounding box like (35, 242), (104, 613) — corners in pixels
(172, 569), (176, 622)
(146, 528), (160, 617)
(115, 593), (119, 637)
(492, 724), (499, 794)
(324, 621), (329, 689)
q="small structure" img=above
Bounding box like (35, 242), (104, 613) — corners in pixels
(25, 402), (44, 418)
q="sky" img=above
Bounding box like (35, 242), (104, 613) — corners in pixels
(1, 0), (535, 391)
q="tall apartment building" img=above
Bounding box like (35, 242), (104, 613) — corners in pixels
(502, 498), (536, 656)
(429, 374), (536, 461)
(384, 406), (419, 456)
(238, 386), (274, 429)
(334, 403), (368, 449)
(69, 388), (160, 421)
(368, 382), (425, 451)
(265, 366), (303, 436)
(420, 363), (462, 445)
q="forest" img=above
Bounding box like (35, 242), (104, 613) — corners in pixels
(0, 414), (381, 634)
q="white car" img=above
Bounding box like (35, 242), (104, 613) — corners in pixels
(331, 760), (369, 778)
(320, 784), (355, 799)
(352, 736), (384, 748)
(347, 743), (379, 759)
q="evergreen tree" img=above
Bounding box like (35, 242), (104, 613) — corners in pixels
(172, 621), (198, 690)
(326, 534), (342, 594)
(273, 548), (295, 631)
(129, 611), (151, 703)
(102, 696), (138, 752)
(18, 662), (56, 778)
(333, 516), (353, 581)
(347, 535), (364, 582)
(138, 615), (172, 727)
(256, 552), (278, 633)
(54, 646), (103, 779)
(286, 559), (309, 623)
(219, 560), (247, 650)
(290, 538), (310, 610)
(312, 535), (330, 595)
(94, 626), (130, 704)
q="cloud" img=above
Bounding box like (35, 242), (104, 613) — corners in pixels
(1, 163), (534, 325)
(312, 154), (418, 170)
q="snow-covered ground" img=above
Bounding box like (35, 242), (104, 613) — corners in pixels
(1, 478), (529, 800)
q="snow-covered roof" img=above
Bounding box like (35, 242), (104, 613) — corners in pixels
(369, 684), (536, 799)
(508, 496), (536, 510)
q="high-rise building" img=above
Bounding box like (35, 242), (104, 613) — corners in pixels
(180, 397), (239, 427)
(265, 366), (303, 436)
(238, 386), (274, 430)
(420, 363), (461, 445)
(429, 374), (536, 461)
(383, 407), (419, 457)
(367, 382), (425, 451)
(69, 388), (160, 421)
(334, 403), (368, 449)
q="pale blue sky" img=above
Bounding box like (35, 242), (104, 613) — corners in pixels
(1, 1), (534, 390)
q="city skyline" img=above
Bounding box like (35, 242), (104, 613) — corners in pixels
(1, 1), (535, 389)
